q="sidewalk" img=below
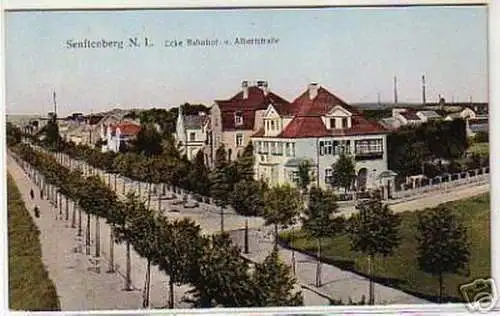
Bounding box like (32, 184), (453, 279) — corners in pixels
(229, 228), (430, 305)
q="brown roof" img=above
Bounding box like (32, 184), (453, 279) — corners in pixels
(216, 86), (290, 131)
(399, 110), (421, 121)
(268, 86), (387, 138)
(108, 123), (141, 136)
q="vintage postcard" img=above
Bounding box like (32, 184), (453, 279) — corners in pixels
(3, 1), (493, 314)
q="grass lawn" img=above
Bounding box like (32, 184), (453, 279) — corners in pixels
(469, 142), (489, 157)
(280, 193), (490, 303)
(8, 173), (60, 311)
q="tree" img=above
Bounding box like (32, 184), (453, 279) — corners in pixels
(331, 153), (355, 192)
(186, 150), (210, 195)
(296, 160), (312, 194)
(187, 233), (255, 307)
(252, 248), (303, 306)
(132, 123), (163, 157)
(262, 184), (302, 248)
(156, 217), (206, 309)
(416, 205), (470, 303)
(210, 145), (232, 232)
(302, 186), (344, 287)
(348, 198), (401, 304)
(233, 142), (255, 182)
(229, 180), (265, 217)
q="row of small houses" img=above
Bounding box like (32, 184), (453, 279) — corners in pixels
(26, 81), (488, 199)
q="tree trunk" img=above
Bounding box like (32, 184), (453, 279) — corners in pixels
(143, 259), (151, 308)
(65, 196), (69, 221)
(147, 182), (152, 210)
(157, 194), (161, 212)
(138, 181), (141, 196)
(71, 201), (77, 228)
(114, 174), (117, 192)
(220, 206), (224, 233)
(316, 238), (322, 287)
(368, 254), (375, 305)
(438, 272), (443, 303)
(108, 173), (111, 188)
(162, 183), (166, 195)
(107, 227), (115, 273)
(122, 178), (126, 195)
(86, 213), (91, 255)
(244, 219), (249, 254)
(78, 206), (82, 236)
(168, 277), (175, 309)
(291, 231), (296, 277)
(125, 241), (132, 291)
(95, 216), (100, 258)
(274, 224), (279, 249)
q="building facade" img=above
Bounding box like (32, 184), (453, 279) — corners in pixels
(175, 105), (209, 160)
(204, 80), (290, 166)
(252, 83), (393, 192)
(100, 122), (141, 152)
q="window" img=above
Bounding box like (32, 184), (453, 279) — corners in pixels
(319, 141), (325, 155)
(271, 142), (276, 155)
(228, 149), (232, 161)
(189, 132), (196, 141)
(325, 168), (333, 184)
(235, 112), (243, 126)
(276, 142), (283, 156)
(291, 143), (296, 157)
(329, 118), (336, 129)
(342, 118), (348, 128)
(235, 133), (243, 147)
(324, 141), (333, 155)
(355, 139), (383, 154)
(285, 143), (291, 157)
(271, 120), (275, 130)
(289, 170), (300, 182)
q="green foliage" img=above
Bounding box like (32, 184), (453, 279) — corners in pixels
(416, 205), (470, 301)
(185, 150), (211, 195)
(262, 184), (302, 229)
(229, 180), (266, 216)
(252, 248), (303, 306)
(41, 118), (63, 150)
(7, 122), (23, 147)
(296, 160), (312, 192)
(331, 153), (355, 191)
(348, 199), (401, 257)
(8, 173), (60, 311)
(132, 123), (163, 157)
(188, 233), (255, 307)
(388, 119), (469, 178)
(302, 187), (343, 239)
(473, 131), (488, 143)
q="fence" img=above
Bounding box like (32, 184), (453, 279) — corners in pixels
(391, 167), (489, 200)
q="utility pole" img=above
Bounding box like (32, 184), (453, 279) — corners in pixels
(421, 75), (426, 105)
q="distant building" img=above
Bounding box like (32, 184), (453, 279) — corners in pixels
(101, 122), (141, 152)
(416, 110), (441, 122)
(205, 80), (289, 166)
(444, 107), (477, 121)
(251, 83), (394, 193)
(392, 108), (422, 126)
(175, 105), (209, 160)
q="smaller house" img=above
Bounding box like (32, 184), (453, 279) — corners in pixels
(393, 108), (422, 126)
(416, 110), (441, 123)
(444, 107), (477, 121)
(379, 117), (401, 130)
(175, 106), (209, 160)
(101, 122), (141, 152)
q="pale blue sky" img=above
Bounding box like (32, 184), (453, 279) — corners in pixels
(5, 5), (488, 116)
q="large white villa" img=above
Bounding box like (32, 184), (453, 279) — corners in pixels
(251, 83), (395, 193)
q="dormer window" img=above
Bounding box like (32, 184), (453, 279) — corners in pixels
(235, 111), (243, 126)
(329, 118), (335, 129)
(342, 117), (348, 128)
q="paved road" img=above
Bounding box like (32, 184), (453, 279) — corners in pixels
(8, 155), (147, 311)
(29, 147), (489, 306)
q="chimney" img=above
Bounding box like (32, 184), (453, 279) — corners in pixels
(421, 75), (426, 105)
(242, 81), (249, 99)
(393, 76), (398, 105)
(257, 80), (269, 96)
(308, 82), (319, 100)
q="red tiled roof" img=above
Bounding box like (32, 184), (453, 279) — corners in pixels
(108, 123), (141, 136)
(216, 86), (290, 131)
(270, 86), (387, 138)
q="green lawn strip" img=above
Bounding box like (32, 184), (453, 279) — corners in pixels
(7, 173), (60, 311)
(469, 142), (489, 157)
(279, 193), (490, 303)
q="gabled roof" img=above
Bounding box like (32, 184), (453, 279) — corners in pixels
(399, 110), (421, 121)
(108, 122), (141, 136)
(260, 86), (387, 138)
(417, 110), (441, 119)
(184, 115), (208, 129)
(216, 85), (290, 131)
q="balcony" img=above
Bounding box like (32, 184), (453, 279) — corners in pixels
(354, 151), (383, 161)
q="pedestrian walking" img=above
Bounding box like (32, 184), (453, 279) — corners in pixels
(30, 189), (34, 200)
(34, 205), (40, 218)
